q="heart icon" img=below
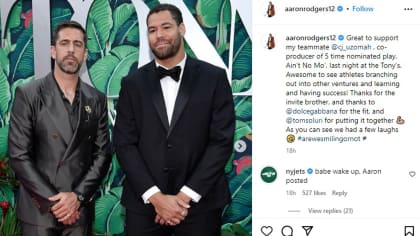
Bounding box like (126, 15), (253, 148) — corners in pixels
(261, 226), (273, 236)
(409, 171), (416, 177)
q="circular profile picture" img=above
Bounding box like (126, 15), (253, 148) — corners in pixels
(266, 33), (275, 49)
(261, 166), (277, 183)
(266, 1), (275, 17)
(261, 1), (276, 18)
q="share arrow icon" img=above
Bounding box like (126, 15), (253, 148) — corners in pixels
(302, 226), (313, 236)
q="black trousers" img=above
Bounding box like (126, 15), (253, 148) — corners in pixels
(126, 208), (223, 236)
(20, 221), (91, 236)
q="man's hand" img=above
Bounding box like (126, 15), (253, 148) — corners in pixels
(61, 210), (80, 225)
(154, 206), (189, 226)
(176, 191), (192, 206)
(149, 192), (190, 225)
(48, 192), (81, 222)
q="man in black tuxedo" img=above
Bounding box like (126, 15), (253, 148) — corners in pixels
(113, 3), (235, 236)
(8, 21), (111, 235)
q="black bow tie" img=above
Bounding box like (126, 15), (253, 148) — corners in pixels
(157, 66), (181, 82)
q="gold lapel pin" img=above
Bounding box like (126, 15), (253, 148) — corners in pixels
(85, 105), (92, 114)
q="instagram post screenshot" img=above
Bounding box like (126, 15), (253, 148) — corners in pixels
(254, 0), (419, 235)
(1, 0), (419, 235)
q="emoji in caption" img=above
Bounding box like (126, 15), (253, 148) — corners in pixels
(287, 134), (295, 143)
(396, 116), (405, 125)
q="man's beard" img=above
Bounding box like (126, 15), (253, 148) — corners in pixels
(56, 57), (82, 74)
(151, 33), (182, 60)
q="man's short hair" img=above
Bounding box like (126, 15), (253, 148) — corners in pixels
(52, 20), (87, 46)
(146, 3), (183, 26)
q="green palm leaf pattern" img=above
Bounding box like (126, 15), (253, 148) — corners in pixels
(93, 187), (125, 235)
(223, 167), (251, 222)
(221, 214), (251, 236)
(6, 0), (34, 83)
(0, 127), (8, 158)
(232, 12), (251, 93)
(9, 76), (34, 112)
(8, 24), (34, 83)
(0, 54), (11, 127)
(50, 2), (73, 32)
(6, 1), (22, 30)
(87, 0), (139, 94)
(196, 0), (224, 28)
(89, 45), (138, 96)
(109, 3), (136, 46)
(86, 0), (113, 57)
(194, 0), (231, 65)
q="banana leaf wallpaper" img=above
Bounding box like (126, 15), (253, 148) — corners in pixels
(0, 0), (251, 235)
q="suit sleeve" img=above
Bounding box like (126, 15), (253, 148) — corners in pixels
(185, 69), (235, 197)
(113, 78), (157, 198)
(8, 86), (58, 213)
(73, 94), (111, 200)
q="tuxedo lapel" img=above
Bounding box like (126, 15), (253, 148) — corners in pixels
(146, 64), (170, 132)
(41, 74), (73, 145)
(168, 57), (197, 136)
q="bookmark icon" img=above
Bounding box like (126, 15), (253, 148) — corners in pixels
(405, 226), (414, 236)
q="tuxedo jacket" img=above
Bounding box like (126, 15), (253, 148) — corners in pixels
(113, 56), (235, 215)
(8, 73), (111, 227)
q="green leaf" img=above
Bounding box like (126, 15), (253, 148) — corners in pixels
(232, 75), (252, 94)
(231, 223), (250, 236)
(9, 76), (34, 114)
(109, 3), (136, 45)
(114, 16), (139, 46)
(234, 120), (251, 144)
(0, 67), (11, 122)
(196, 0), (222, 28)
(0, 126), (9, 158)
(124, 21), (139, 44)
(93, 187), (125, 234)
(103, 153), (120, 190)
(9, 24), (34, 83)
(221, 0), (231, 25)
(3, 31), (13, 55)
(89, 45), (138, 96)
(51, 8), (73, 32)
(89, 56), (118, 93)
(221, 229), (236, 236)
(232, 13), (252, 93)
(221, 218), (251, 236)
(86, 0), (113, 55)
(234, 96), (252, 120)
(6, 0), (22, 30)
(223, 167), (251, 223)
(143, 0), (162, 9)
(0, 206), (21, 235)
(215, 1), (231, 54)
(0, 48), (9, 76)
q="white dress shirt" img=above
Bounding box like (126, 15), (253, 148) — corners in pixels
(142, 54), (201, 204)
